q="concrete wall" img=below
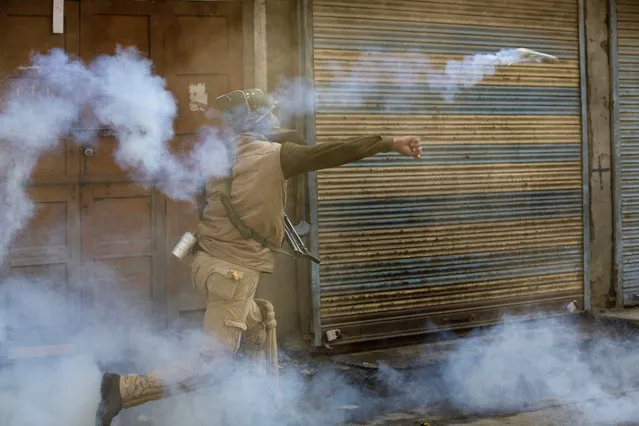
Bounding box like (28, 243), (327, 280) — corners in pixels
(584, 0), (615, 309)
(252, 0), (310, 347)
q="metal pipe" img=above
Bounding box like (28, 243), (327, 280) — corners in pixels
(298, 0), (323, 347)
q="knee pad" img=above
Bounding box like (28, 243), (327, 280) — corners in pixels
(254, 299), (277, 331)
(238, 299), (276, 354)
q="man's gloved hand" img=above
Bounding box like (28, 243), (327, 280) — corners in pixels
(391, 136), (422, 159)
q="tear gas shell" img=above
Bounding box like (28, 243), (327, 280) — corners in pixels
(171, 232), (197, 259)
(515, 48), (559, 63)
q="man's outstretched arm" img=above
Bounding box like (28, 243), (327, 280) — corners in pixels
(280, 135), (422, 179)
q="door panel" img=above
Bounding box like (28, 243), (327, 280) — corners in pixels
(171, 16), (231, 74)
(0, 1), (81, 183)
(1, 0), (79, 72)
(82, 136), (132, 177)
(6, 185), (81, 344)
(90, 14), (151, 57)
(164, 2), (244, 135)
(0, 1), (81, 356)
(2, 16), (65, 70)
(32, 144), (73, 177)
(79, 0), (167, 328)
(0, 0), (245, 355)
(163, 2), (244, 326)
(80, 4), (156, 179)
(166, 197), (203, 325)
(80, 184), (155, 319)
(171, 74), (229, 134)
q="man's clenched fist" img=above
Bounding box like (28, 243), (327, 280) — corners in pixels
(392, 136), (422, 159)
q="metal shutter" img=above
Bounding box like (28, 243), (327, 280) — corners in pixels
(305, 0), (586, 346)
(614, 0), (639, 305)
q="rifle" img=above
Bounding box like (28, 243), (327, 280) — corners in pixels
(284, 214), (320, 264)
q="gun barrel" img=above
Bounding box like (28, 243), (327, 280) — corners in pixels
(284, 215), (305, 247)
(283, 214), (321, 264)
(284, 224), (301, 252)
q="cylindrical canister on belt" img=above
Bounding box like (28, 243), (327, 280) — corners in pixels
(171, 232), (197, 259)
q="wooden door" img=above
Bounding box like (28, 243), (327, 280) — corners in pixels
(0, 0), (82, 356)
(78, 0), (168, 327)
(163, 1), (244, 327)
(0, 0), (245, 358)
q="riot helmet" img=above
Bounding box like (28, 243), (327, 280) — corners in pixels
(215, 88), (280, 134)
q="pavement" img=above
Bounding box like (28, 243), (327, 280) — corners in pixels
(5, 313), (639, 426)
(360, 395), (639, 426)
(328, 314), (639, 426)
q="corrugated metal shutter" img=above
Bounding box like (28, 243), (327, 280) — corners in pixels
(308, 0), (585, 345)
(616, 0), (639, 304)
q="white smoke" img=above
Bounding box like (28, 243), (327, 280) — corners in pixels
(364, 317), (639, 425)
(7, 43), (631, 426)
(437, 317), (639, 424)
(428, 48), (551, 103)
(5, 278), (639, 426)
(0, 53), (85, 262)
(0, 271), (364, 426)
(0, 47), (233, 262)
(270, 47), (556, 119)
(270, 77), (316, 128)
(0, 44), (362, 426)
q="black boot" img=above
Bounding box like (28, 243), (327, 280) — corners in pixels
(95, 373), (122, 426)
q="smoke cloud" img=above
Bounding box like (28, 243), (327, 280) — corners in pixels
(272, 47), (557, 121)
(270, 77), (316, 127)
(364, 317), (639, 425)
(0, 271), (367, 426)
(428, 48), (554, 103)
(3, 275), (639, 426)
(0, 46), (233, 262)
(440, 317), (639, 424)
(5, 43), (628, 426)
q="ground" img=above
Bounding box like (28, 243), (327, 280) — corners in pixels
(289, 313), (639, 426)
(9, 312), (637, 426)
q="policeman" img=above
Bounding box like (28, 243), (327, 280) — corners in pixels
(95, 89), (422, 426)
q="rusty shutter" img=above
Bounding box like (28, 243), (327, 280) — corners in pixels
(304, 0), (586, 346)
(614, 0), (639, 305)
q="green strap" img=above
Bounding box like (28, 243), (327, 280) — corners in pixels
(222, 175), (293, 257)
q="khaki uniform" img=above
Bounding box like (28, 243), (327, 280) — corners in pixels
(118, 134), (284, 407)
(115, 132), (394, 408)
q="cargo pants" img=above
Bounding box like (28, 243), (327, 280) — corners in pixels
(117, 251), (278, 409)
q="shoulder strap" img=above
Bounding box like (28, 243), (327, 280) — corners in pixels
(221, 175), (293, 258)
(195, 177), (207, 221)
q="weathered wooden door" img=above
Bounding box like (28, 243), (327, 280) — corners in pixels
(162, 1), (244, 328)
(0, 0), (245, 357)
(0, 0), (82, 356)
(79, 0), (168, 329)
(79, 0), (245, 330)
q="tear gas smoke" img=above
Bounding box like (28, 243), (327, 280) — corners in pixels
(371, 317), (639, 425)
(276, 47), (559, 118)
(0, 47), (233, 263)
(270, 77), (316, 127)
(429, 48), (559, 103)
(3, 275), (639, 426)
(0, 272), (366, 426)
(5, 44), (628, 426)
